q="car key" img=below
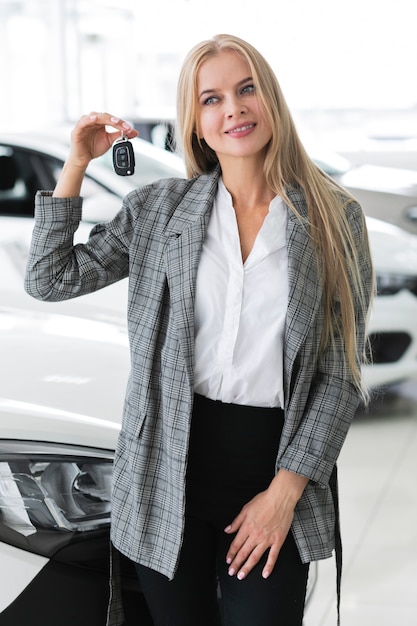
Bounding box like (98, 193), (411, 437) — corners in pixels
(112, 133), (135, 176)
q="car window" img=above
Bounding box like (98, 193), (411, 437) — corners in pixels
(0, 145), (41, 217)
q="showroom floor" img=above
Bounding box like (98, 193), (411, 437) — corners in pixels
(303, 381), (417, 626)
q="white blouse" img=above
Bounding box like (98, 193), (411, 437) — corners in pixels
(194, 179), (288, 408)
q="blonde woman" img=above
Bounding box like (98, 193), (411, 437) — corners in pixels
(25, 34), (374, 626)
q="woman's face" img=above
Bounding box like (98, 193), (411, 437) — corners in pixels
(195, 49), (272, 167)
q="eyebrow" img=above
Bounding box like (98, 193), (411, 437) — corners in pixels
(198, 76), (253, 99)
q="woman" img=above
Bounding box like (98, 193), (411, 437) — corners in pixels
(25, 34), (374, 626)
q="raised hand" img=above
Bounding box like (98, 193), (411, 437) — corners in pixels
(53, 112), (138, 198)
(68, 112), (138, 169)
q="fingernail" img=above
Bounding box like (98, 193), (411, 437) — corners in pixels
(110, 116), (120, 123)
(122, 121), (132, 130)
(228, 568), (235, 576)
(237, 571), (246, 580)
(224, 525), (232, 533)
(226, 557), (232, 564)
(262, 570), (270, 579)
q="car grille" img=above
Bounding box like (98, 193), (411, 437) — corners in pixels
(376, 275), (417, 297)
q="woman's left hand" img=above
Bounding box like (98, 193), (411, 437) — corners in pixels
(224, 469), (309, 580)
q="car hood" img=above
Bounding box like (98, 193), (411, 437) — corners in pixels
(339, 164), (417, 197)
(0, 290), (128, 450)
(367, 216), (417, 274)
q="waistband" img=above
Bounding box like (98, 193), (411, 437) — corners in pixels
(193, 393), (284, 417)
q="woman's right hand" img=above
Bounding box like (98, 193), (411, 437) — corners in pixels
(53, 112), (138, 198)
(68, 112), (139, 169)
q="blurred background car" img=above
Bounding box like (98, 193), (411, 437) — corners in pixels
(364, 217), (417, 388)
(0, 130), (184, 223)
(0, 226), (153, 624)
(311, 149), (417, 236)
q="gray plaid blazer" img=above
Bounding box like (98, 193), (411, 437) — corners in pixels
(25, 167), (373, 625)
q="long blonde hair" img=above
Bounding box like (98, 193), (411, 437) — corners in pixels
(176, 34), (373, 397)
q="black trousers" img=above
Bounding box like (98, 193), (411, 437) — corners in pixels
(135, 394), (310, 626)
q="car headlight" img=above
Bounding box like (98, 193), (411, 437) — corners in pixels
(376, 272), (417, 296)
(0, 440), (113, 557)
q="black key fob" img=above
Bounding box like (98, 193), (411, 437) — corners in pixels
(112, 135), (135, 176)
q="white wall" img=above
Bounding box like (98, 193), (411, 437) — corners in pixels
(1, 0), (416, 147)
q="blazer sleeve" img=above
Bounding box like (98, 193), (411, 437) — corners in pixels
(24, 191), (135, 302)
(278, 201), (374, 487)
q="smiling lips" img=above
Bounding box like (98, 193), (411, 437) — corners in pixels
(226, 123), (255, 134)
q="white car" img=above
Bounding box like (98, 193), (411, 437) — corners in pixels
(364, 217), (417, 388)
(0, 130), (184, 223)
(311, 149), (417, 236)
(1, 132), (416, 623)
(0, 224), (155, 624)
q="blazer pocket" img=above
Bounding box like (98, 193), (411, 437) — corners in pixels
(120, 395), (147, 439)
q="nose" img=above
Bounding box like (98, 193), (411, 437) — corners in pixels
(226, 96), (247, 118)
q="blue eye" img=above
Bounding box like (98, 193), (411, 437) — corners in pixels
(203, 96), (218, 105)
(241, 84), (255, 94)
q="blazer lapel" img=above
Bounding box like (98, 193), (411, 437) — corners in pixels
(163, 169), (220, 386)
(284, 189), (323, 398)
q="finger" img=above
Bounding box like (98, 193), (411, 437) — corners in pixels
(224, 508), (245, 535)
(225, 526), (248, 565)
(86, 112), (139, 139)
(108, 117), (139, 140)
(261, 544), (280, 579)
(231, 543), (267, 580)
(227, 536), (257, 575)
